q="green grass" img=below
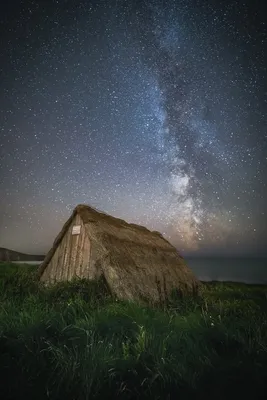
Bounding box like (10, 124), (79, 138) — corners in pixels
(0, 262), (267, 399)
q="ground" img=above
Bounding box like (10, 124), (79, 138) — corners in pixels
(0, 262), (267, 399)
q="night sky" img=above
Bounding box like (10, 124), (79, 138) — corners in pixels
(1, 0), (266, 256)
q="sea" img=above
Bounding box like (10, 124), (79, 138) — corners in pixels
(186, 257), (267, 285)
(13, 257), (267, 285)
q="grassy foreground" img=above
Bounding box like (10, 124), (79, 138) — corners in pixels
(0, 263), (267, 400)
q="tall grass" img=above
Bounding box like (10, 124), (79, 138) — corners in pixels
(0, 262), (267, 399)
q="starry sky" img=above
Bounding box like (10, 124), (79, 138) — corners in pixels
(1, 0), (267, 256)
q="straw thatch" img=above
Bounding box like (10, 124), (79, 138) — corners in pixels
(38, 204), (200, 303)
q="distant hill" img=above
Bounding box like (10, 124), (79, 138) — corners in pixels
(0, 248), (45, 262)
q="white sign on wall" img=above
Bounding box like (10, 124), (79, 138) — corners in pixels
(72, 225), (81, 235)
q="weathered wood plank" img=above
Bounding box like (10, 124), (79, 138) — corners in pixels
(64, 220), (73, 281)
(70, 214), (82, 279)
(77, 224), (84, 278)
(82, 235), (91, 279)
(50, 245), (59, 283)
(75, 218), (86, 278)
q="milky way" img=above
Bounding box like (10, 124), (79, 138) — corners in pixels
(1, 0), (266, 255)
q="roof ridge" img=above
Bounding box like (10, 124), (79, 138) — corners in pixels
(75, 204), (165, 238)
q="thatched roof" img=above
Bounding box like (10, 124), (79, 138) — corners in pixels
(38, 204), (200, 303)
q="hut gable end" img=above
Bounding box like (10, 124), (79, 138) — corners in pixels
(39, 213), (91, 283)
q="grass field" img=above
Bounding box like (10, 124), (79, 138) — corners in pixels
(1, 262), (267, 399)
